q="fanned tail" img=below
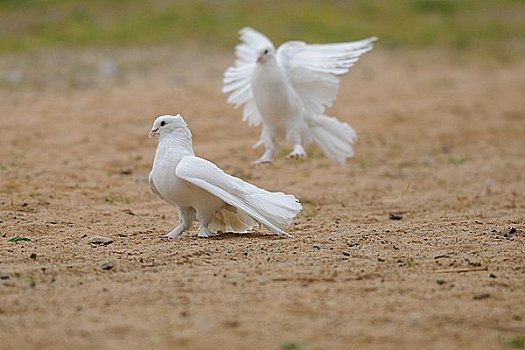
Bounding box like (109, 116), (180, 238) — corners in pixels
(176, 156), (302, 237)
(209, 206), (258, 234)
(308, 114), (357, 164)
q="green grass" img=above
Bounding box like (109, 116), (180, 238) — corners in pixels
(1, 0), (524, 54)
(504, 336), (525, 349)
(8, 236), (31, 242)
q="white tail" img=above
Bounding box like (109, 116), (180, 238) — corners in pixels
(308, 115), (357, 164)
(209, 206), (258, 234)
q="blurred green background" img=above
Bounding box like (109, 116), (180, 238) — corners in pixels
(1, 0), (524, 54)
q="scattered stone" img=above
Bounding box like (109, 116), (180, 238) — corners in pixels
(434, 254), (450, 259)
(389, 213), (403, 220)
(122, 209), (135, 216)
(30, 253), (37, 260)
(100, 261), (114, 270)
(436, 279), (446, 285)
(89, 236), (113, 246)
(342, 251), (350, 257)
(378, 257), (385, 262)
(473, 293), (490, 300)
(489, 273), (496, 278)
(0, 273), (10, 280)
(503, 227), (518, 238)
(347, 240), (360, 247)
(120, 169), (132, 175)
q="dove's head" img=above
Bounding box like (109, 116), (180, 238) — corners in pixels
(149, 114), (190, 139)
(256, 46), (275, 64)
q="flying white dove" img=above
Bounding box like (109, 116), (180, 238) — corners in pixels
(223, 27), (377, 164)
(148, 114), (302, 238)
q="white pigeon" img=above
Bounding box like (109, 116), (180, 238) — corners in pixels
(148, 114), (302, 238)
(223, 27), (377, 164)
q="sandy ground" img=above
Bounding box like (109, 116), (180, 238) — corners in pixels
(0, 46), (524, 350)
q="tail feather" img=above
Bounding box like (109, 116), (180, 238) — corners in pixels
(246, 192), (302, 227)
(241, 191), (302, 237)
(209, 206), (258, 234)
(308, 115), (357, 164)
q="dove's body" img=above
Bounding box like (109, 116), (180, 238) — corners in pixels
(252, 57), (299, 124)
(251, 55), (310, 161)
(223, 27), (377, 164)
(150, 136), (225, 236)
(149, 114), (301, 238)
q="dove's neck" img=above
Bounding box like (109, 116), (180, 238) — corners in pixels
(257, 55), (281, 74)
(155, 130), (195, 166)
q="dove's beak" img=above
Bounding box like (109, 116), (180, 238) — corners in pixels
(256, 55), (262, 63)
(149, 128), (159, 138)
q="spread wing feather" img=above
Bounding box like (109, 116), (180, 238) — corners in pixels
(222, 27), (275, 126)
(276, 37), (377, 115)
(176, 156), (301, 237)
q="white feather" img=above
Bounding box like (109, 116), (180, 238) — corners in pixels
(176, 157), (301, 236)
(222, 27), (377, 164)
(149, 114), (301, 238)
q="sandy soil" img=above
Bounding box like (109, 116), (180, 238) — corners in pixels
(0, 46), (524, 350)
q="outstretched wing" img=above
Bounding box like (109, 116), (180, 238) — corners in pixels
(176, 156), (301, 237)
(276, 36), (377, 115)
(222, 27), (274, 127)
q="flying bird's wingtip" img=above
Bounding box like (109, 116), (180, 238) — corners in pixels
(239, 27), (252, 34)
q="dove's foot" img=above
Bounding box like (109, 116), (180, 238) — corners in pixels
(253, 150), (275, 165)
(197, 227), (218, 238)
(252, 158), (273, 166)
(287, 145), (307, 160)
(162, 229), (183, 239)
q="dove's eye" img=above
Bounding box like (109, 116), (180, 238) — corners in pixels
(160, 121), (166, 126)
(264, 49), (268, 55)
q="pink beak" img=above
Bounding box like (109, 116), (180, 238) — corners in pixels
(149, 128), (159, 138)
(256, 55), (262, 63)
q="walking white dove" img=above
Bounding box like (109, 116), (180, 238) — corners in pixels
(148, 114), (302, 238)
(223, 27), (377, 164)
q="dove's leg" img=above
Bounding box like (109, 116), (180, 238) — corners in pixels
(163, 206), (195, 239)
(253, 124), (277, 165)
(285, 118), (308, 160)
(196, 208), (221, 238)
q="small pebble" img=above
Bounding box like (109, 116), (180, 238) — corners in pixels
(473, 293), (490, 300)
(89, 236), (113, 246)
(30, 253), (37, 260)
(389, 213), (403, 220)
(0, 273), (10, 280)
(100, 261), (114, 270)
(348, 240), (360, 247)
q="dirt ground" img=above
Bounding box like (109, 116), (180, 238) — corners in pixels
(0, 46), (524, 350)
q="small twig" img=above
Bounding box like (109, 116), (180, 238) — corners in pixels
(435, 267), (488, 273)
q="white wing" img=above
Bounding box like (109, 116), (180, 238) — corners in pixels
(176, 156), (301, 237)
(222, 27), (275, 127)
(276, 37), (377, 115)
